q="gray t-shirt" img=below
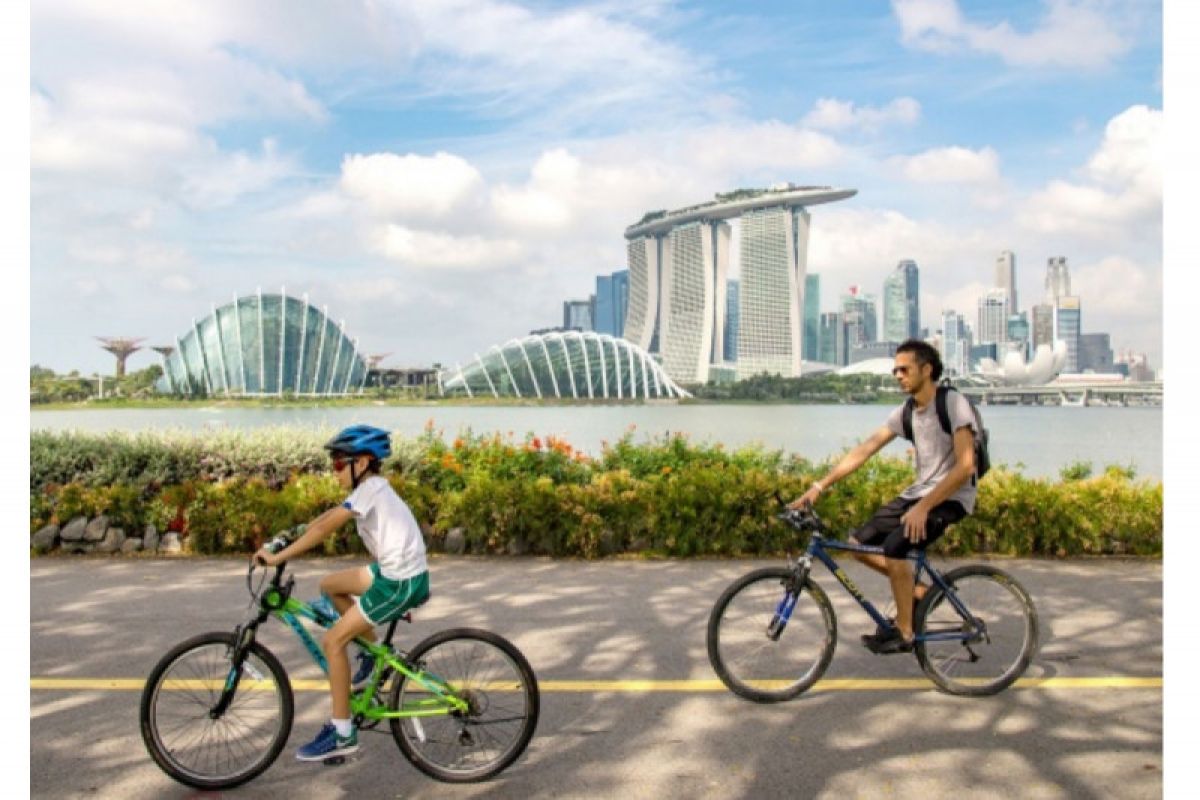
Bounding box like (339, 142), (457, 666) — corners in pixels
(885, 391), (979, 513)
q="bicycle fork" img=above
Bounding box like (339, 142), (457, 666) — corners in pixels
(767, 556), (812, 641)
(210, 622), (258, 719)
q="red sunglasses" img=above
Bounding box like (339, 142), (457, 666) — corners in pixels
(331, 456), (352, 472)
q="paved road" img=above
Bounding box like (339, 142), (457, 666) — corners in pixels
(31, 556), (1162, 799)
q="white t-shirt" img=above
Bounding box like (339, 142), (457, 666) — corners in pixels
(342, 475), (428, 581)
(885, 390), (979, 514)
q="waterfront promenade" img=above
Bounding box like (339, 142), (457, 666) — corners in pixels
(31, 556), (1161, 798)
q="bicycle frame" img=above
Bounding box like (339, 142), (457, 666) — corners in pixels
(790, 531), (981, 645)
(217, 563), (468, 724)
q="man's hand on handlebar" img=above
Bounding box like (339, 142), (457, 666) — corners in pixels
(789, 484), (823, 510)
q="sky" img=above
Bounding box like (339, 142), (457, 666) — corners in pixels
(28, 0), (1165, 375)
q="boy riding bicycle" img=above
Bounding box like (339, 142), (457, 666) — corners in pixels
(255, 424), (430, 761)
(791, 340), (977, 654)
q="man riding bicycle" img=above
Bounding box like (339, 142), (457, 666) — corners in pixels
(790, 339), (978, 654)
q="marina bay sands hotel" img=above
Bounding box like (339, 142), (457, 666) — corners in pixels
(624, 184), (855, 383)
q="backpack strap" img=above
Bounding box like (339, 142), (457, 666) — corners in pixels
(902, 397), (915, 442)
(934, 385), (954, 436)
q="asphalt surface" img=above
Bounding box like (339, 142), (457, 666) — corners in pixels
(30, 555), (1162, 799)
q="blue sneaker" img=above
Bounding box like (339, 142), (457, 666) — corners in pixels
(310, 595), (339, 623)
(352, 650), (376, 690)
(295, 722), (358, 761)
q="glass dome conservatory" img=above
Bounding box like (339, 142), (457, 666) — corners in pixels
(440, 332), (689, 400)
(155, 291), (368, 396)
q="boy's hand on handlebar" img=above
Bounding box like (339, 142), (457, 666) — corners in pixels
(253, 546), (282, 567)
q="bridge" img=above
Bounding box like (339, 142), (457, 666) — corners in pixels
(959, 381), (1162, 407)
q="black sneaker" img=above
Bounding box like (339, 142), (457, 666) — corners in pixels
(861, 619), (896, 646)
(865, 626), (914, 655)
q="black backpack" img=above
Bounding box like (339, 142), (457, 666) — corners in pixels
(901, 383), (991, 482)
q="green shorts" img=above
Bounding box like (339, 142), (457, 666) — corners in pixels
(356, 564), (431, 625)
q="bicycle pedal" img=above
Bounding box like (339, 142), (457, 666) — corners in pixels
(322, 755), (350, 766)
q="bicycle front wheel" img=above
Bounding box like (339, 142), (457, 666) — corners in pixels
(390, 628), (539, 783)
(707, 566), (837, 703)
(915, 565), (1039, 696)
(140, 631), (293, 790)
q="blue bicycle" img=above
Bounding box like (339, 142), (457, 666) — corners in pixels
(707, 504), (1039, 701)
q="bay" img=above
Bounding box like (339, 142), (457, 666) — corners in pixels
(29, 403), (1162, 480)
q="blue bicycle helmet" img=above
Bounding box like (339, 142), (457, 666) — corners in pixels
(324, 424), (392, 461)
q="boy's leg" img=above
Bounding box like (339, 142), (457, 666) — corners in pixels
(320, 567), (377, 643)
(322, 605), (376, 720)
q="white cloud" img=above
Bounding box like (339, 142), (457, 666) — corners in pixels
(892, 0), (1130, 69)
(159, 275), (198, 293)
(340, 152), (485, 222)
(894, 145), (1001, 184)
(1071, 256), (1161, 318)
(802, 97), (921, 133)
(374, 225), (523, 270)
(1020, 105), (1161, 239)
(181, 139), (299, 209)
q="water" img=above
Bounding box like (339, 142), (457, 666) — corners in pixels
(29, 403), (1163, 480)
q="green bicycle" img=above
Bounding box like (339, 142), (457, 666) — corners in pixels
(139, 544), (540, 790)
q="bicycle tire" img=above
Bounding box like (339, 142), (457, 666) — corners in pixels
(915, 565), (1039, 696)
(140, 631), (294, 790)
(389, 628), (539, 782)
(707, 566), (837, 703)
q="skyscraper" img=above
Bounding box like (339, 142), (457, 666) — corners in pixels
(996, 251), (1018, 314)
(940, 310), (970, 377)
(976, 288), (1010, 345)
(724, 279), (739, 363)
(818, 311), (847, 366)
(1056, 296), (1082, 372)
(623, 185), (857, 382)
(841, 287), (877, 344)
(882, 260), (919, 342)
(563, 298), (594, 331)
(1045, 256), (1070, 301)
(803, 273), (820, 362)
(659, 220), (730, 383)
(736, 207), (809, 378)
(1031, 304), (1054, 350)
(593, 270), (629, 336)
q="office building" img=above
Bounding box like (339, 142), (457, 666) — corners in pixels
(563, 298), (594, 331)
(841, 288), (878, 344)
(803, 273), (820, 361)
(850, 340), (898, 364)
(1055, 296), (1082, 372)
(818, 311), (848, 366)
(1007, 312), (1030, 360)
(1031, 304), (1055, 350)
(977, 288), (1010, 345)
(1045, 256), (1071, 301)
(658, 220), (730, 383)
(593, 270), (629, 336)
(725, 279), (739, 363)
(940, 310), (970, 377)
(1079, 333), (1115, 373)
(882, 260), (919, 342)
(996, 251), (1018, 314)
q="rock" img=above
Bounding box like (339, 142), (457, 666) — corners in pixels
(32, 525), (60, 553)
(96, 527), (126, 554)
(83, 515), (110, 542)
(444, 527), (466, 555)
(64, 542), (95, 555)
(60, 517), (88, 542)
(628, 536), (650, 552)
(506, 536), (528, 556)
(121, 538), (143, 554)
(143, 524), (159, 553)
(161, 532), (183, 554)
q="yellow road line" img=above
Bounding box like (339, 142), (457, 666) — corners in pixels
(29, 676), (1162, 692)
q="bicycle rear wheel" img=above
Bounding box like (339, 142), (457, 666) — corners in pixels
(707, 566), (837, 702)
(915, 565), (1039, 696)
(140, 631), (293, 790)
(390, 628), (539, 782)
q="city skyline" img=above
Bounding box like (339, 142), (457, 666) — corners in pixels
(30, 2), (1163, 375)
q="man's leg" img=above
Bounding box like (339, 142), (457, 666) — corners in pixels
(886, 557), (916, 639)
(852, 498), (928, 603)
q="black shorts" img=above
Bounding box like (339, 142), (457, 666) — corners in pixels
(851, 496), (967, 559)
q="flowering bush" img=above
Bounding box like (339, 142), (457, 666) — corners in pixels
(29, 430), (1161, 557)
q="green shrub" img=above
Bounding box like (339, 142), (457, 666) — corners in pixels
(29, 430), (1162, 558)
